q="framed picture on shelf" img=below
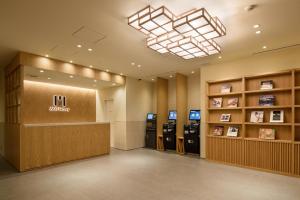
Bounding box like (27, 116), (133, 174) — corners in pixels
(220, 114), (231, 122)
(250, 111), (264, 123)
(259, 128), (275, 140)
(227, 127), (239, 137)
(270, 110), (284, 123)
(259, 95), (275, 106)
(221, 84), (231, 94)
(227, 97), (238, 107)
(260, 80), (273, 90)
(212, 98), (222, 108)
(212, 126), (224, 136)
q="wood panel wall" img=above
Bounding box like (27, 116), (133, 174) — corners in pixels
(156, 78), (168, 150)
(176, 73), (188, 153)
(23, 80), (96, 123)
(21, 123), (110, 171)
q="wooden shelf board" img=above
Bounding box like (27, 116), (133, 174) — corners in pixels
(244, 138), (292, 143)
(295, 141), (300, 144)
(294, 123), (300, 126)
(208, 92), (242, 97)
(208, 107), (243, 110)
(244, 88), (292, 94)
(245, 122), (292, 126)
(294, 86), (300, 90)
(207, 77), (242, 84)
(244, 71), (291, 79)
(207, 135), (242, 140)
(245, 106), (292, 109)
(207, 122), (242, 125)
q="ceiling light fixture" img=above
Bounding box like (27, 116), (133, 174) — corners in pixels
(191, 71), (195, 74)
(40, 70), (44, 73)
(218, 56), (222, 59)
(89, 65), (93, 68)
(253, 24), (260, 29)
(47, 77), (51, 80)
(112, 83), (116, 86)
(77, 44), (82, 48)
(120, 73), (124, 76)
(94, 80), (97, 82)
(169, 75), (173, 78)
(69, 75), (74, 78)
(262, 46), (267, 49)
(128, 6), (226, 59)
(106, 69), (109, 72)
(70, 60), (73, 63)
(137, 64), (141, 68)
(255, 30), (261, 34)
(131, 62), (135, 66)
(88, 48), (93, 52)
(152, 78), (155, 81)
(45, 54), (49, 58)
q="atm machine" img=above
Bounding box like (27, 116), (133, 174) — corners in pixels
(163, 110), (177, 151)
(145, 113), (157, 149)
(184, 110), (200, 154)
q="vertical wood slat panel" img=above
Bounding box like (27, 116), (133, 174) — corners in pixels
(295, 144), (300, 176)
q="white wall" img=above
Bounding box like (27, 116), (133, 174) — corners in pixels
(200, 45), (300, 158)
(187, 72), (201, 111)
(0, 67), (4, 156)
(168, 78), (176, 110)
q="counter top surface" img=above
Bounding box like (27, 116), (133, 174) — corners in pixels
(23, 122), (109, 127)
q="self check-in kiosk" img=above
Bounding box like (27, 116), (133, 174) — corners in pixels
(163, 110), (177, 151)
(145, 113), (157, 149)
(184, 110), (200, 154)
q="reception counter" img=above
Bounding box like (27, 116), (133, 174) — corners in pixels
(20, 122), (110, 171)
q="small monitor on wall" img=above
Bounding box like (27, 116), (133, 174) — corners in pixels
(168, 110), (177, 120)
(147, 113), (154, 120)
(189, 110), (201, 121)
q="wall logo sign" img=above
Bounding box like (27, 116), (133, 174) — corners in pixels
(49, 95), (71, 112)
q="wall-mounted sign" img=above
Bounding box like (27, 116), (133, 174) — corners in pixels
(49, 95), (71, 112)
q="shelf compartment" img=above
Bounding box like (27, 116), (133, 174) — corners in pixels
(295, 126), (300, 142)
(245, 108), (292, 123)
(208, 79), (242, 95)
(209, 95), (242, 108)
(245, 91), (292, 107)
(245, 122), (292, 126)
(245, 125), (292, 141)
(208, 109), (242, 123)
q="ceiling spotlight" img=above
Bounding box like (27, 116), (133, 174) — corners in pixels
(70, 60), (73, 63)
(69, 75), (74, 78)
(47, 77), (51, 80)
(218, 56), (222, 59)
(255, 30), (261, 34)
(120, 73), (124, 76)
(94, 80), (97, 82)
(40, 70), (44, 73)
(131, 62), (135, 66)
(253, 24), (260, 29)
(88, 48), (93, 52)
(77, 44), (82, 48)
(169, 75), (173, 78)
(45, 54), (49, 58)
(244, 4), (257, 12)
(89, 65), (93, 68)
(191, 71), (195, 74)
(112, 83), (116, 86)
(106, 69), (109, 72)
(262, 46), (267, 49)
(151, 78), (155, 81)
(137, 64), (141, 68)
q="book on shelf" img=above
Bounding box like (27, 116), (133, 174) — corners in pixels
(220, 114), (231, 122)
(212, 98), (222, 108)
(227, 97), (238, 108)
(212, 126), (224, 136)
(227, 127), (239, 137)
(260, 80), (273, 90)
(259, 95), (275, 106)
(250, 111), (264, 123)
(270, 110), (284, 123)
(259, 128), (275, 140)
(221, 84), (231, 94)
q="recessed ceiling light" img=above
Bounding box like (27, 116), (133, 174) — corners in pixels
(137, 64), (141, 68)
(40, 70), (44, 73)
(94, 80), (97, 82)
(131, 62), (135, 66)
(262, 46), (267, 49)
(120, 73), (123, 76)
(169, 75), (173, 78)
(70, 60), (73, 63)
(77, 44), (82, 48)
(253, 24), (260, 29)
(88, 48), (93, 52)
(89, 65), (93, 68)
(47, 77), (51, 80)
(112, 83), (116, 86)
(106, 69), (109, 72)
(255, 30), (261, 34)
(218, 56), (222, 59)
(191, 71), (195, 74)
(45, 54), (49, 58)
(151, 78), (155, 81)
(69, 75), (74, 78)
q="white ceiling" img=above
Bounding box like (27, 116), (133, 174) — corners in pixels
(0, 0), (299, 80)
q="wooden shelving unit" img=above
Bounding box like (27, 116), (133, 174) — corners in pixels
(206, 69), (300, 177)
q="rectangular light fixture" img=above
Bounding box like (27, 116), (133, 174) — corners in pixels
(128, 6), (226, 59)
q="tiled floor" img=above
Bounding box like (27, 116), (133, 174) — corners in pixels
(0, 149), (300, 200)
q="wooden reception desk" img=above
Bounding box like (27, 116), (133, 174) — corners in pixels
(20, 122), (110, 171)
